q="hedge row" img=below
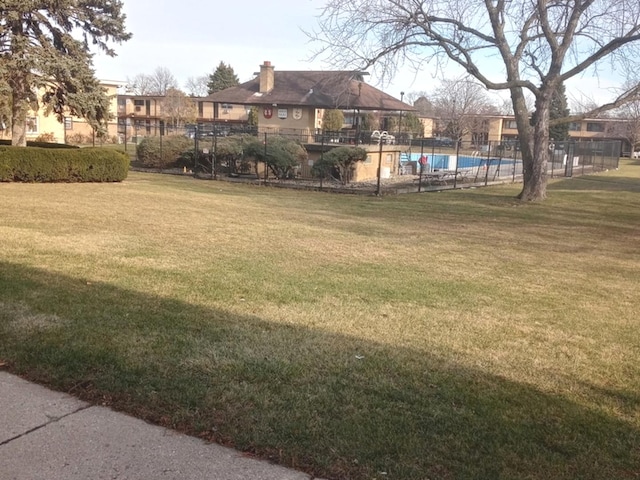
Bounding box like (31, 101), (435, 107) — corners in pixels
(0, 146), (129, 182)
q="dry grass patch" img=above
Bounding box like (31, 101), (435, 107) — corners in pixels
(1, 165), (639, 479)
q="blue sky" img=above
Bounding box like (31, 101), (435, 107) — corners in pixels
(92, 0), (623, 107)
(93, 1), (339, 88)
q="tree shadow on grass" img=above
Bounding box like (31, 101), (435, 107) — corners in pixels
(0, 262), (638, 480)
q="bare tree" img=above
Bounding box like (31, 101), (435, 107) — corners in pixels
(126, 74), (155, 95)
(312, 1), (640, 200)
(499, 93), (534, 116)
(184, 76), (209, 97)
(430, 77), (498, 144)
(162, 88), (197, 129)
(149, 67), (178, 96)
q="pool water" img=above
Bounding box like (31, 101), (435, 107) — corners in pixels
(402, 153), (513, 170)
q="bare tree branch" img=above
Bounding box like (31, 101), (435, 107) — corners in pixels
(311, 0), (640, 200)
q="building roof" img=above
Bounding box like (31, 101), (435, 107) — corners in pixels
(206, 70), (414, 112)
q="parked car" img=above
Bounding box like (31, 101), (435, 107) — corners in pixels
(632, 151), (640, 158)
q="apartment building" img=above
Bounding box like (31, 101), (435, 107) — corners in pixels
(0, 81), (121, 144)
(438, 114), (635, 153)
(116, 92), (250, 141)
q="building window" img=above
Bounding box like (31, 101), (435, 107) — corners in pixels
(26, 117), (38, 134)
(385, 153), (393, 164)
(569, 122), (581, 131)
(504, 120), (518, 129)
(118, 98), (126, 111)
(64, 117), (73, 130)
(586, 122), (604, 132)
(198, 101), (204, 117)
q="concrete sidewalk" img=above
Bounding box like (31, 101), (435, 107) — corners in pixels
(0, 372), (319, 480)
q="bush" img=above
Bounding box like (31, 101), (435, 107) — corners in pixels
(136, 135), (193, 169)
(0, 146), (129, 182)
(215, 135), (250, 174)
(34, 132), (57, 143)
(312, 146), (368, 184)
(66, 132), (87, 145)
(244, 135), (307, 179)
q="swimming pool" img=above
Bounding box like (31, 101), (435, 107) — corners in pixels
(402, 153), (513, 170)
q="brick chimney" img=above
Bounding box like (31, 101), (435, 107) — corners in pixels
(259, 61), (275, 94)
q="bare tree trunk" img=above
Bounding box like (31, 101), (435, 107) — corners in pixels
(8, 20), (29, 147)
(519, 96), (550, 201)
(512, 87), (549, 201)
(10, 87), (28, 147)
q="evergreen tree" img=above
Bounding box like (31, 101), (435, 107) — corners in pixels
(244, 135), (306, 179)
(530, 82), (570, 142)
(207, 62), (240, 94)
(322, 109), (344, 131)
(549, 83), (570, 142)
(312, 146), (367, 185)
(0, 1), (131, 146)
(247, 107), (259, 126)
(361, 112), (379, 131)
(401, 112), (424, 137)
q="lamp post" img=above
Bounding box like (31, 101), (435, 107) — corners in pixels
(124, 113), (134, 152)
(373, 130), (390, 196)
(398, 91), (405, 144)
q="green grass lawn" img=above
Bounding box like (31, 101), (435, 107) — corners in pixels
(1, 161), (639, 479)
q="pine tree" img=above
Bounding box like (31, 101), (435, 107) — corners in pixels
(0, 1), (131, 146)
(207, 62), (240, 94)
(322, 109), (344, 131)
(548, 83), (570, 142)
(530, 82), (570, 142)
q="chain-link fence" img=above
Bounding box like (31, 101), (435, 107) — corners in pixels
(131, 126), (621, 194)
(401, 138), (620, 185)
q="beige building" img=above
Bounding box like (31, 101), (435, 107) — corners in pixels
(449, 114), (633, 151)
(116, 93), (249, 141)
(0, 80), (121, 144)
(206, 61), (414, 181)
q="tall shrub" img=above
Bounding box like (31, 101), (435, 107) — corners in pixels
(136, 135), (192, 169)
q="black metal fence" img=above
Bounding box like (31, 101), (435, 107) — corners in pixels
(403, 138), (620, 180)
(130, 126), (621, 193)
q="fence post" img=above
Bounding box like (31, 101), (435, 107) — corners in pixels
(263, 132), (268, 184)
(418, 139), (424, 193)
(193, 124), (199, 177)
(212, 132), (217, 180)
(476, 143), (492, 187)
(512, 141), (517, 183)
(564, 142), (574, 177)
(494, 146), (502, 181)
(431, 141), (435, 172)
(159, 131), (163, 172)
(484, 157), (490, 186)
(453, 137), (460, 188)
(376, 136), (384, 196)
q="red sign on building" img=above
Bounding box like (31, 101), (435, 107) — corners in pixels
(263, 107), (273, 119)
